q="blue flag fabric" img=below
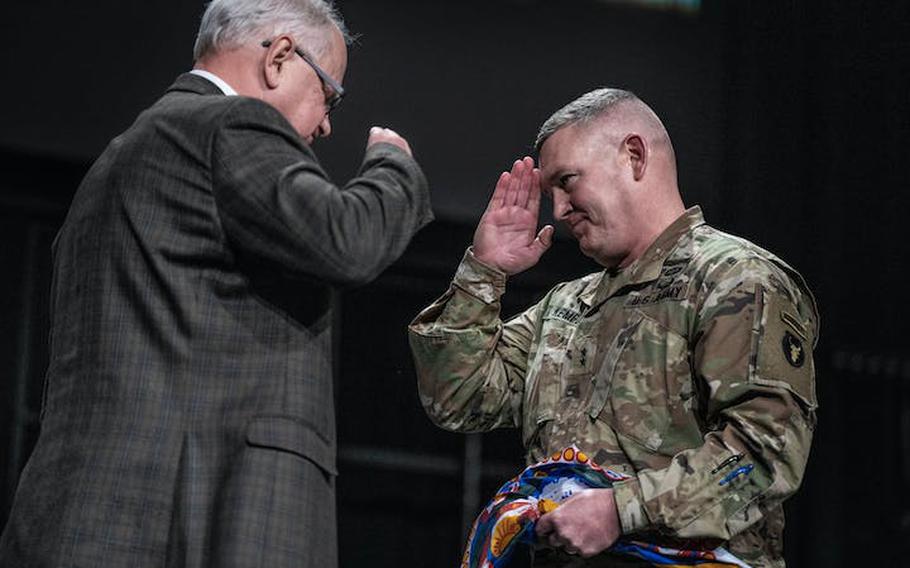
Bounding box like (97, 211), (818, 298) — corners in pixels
(461, 446), (751, 568)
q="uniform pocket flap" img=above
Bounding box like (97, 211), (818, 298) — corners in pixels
(587, 312), (645, 420)
(246, 416), (338, 476)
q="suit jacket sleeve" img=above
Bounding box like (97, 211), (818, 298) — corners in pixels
(211, 97), (432, 286)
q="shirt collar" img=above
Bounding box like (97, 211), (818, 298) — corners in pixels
(188, 69), (238, 96)
(579, 205), (705, 308)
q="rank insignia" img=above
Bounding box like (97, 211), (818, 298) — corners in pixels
(782, 331), (805, 368)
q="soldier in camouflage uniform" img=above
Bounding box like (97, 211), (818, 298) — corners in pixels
(408, 89), (818, 567)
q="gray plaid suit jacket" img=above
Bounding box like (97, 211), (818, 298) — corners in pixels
(0, 73), (432, 567)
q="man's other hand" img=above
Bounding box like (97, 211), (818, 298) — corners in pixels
(473, 156), (553, 275)
(367, 126), (412, 156)
(535, 488), (621, 558)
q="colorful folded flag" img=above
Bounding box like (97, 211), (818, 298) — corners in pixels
(462, 445), (750, 567)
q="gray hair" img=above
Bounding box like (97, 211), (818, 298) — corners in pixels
(193, 0), (352, 61)
(535, 88), (640, 151)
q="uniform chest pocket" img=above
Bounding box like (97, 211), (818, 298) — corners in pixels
(587, 311), (697, 454)
(522, 317), (580, 446)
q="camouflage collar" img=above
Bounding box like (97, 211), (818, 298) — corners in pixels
(629, 205), (705, 283)
(579, 206), (705, 309)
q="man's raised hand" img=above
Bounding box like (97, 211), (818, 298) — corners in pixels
(367, 126), (413, 156)
(473, 156), (554, 275)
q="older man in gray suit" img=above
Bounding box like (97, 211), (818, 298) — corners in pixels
(0, 0), (432, 566)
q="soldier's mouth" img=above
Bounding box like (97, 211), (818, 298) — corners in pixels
(568, 218), (587, 237)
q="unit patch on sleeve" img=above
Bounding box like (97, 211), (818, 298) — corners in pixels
(782, 331), (805, 368)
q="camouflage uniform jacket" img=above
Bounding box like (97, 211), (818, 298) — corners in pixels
(408, 207), (819, 567)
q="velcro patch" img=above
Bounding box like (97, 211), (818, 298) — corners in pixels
(752, 286), (817, 409)
(545, 306), (582, 325)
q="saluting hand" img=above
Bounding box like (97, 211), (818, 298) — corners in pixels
(473, 156), (554, 275)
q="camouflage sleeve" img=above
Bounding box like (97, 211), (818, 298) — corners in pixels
(612, 257), (819, 540)
(407, 248), (542, 433)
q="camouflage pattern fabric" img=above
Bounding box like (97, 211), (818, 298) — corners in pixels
(408, 207), (819, 567)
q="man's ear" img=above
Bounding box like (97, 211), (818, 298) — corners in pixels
(263, 36), (296, 89)
(624, 134), (647, 181)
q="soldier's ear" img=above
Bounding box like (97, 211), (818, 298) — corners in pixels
(624, 134), (647, 181)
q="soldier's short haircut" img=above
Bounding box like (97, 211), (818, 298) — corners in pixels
(534, 88), (640, 152)
(193, 0), (352, 62)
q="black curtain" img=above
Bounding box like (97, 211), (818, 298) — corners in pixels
(716, 2), (910, 565)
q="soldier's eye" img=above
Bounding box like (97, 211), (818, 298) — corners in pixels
(558, 174), (576, 189)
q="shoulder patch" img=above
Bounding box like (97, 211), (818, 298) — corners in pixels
(752, 286), (817, 409)
(781, 331), (805, 368)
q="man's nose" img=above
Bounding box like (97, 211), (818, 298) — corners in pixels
(317, 114), (332, 138)
(552, 190), (572, 220)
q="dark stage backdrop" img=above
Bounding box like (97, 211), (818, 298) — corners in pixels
(0, 0), (727, 224)
(2, 1), (909, 566)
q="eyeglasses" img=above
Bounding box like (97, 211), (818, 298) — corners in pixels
(261, 39), (345, 113)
